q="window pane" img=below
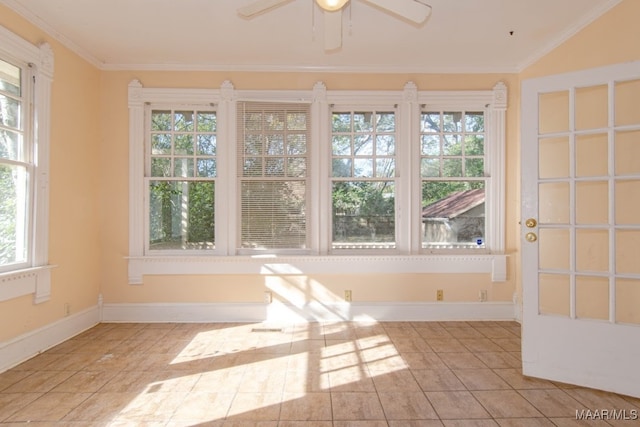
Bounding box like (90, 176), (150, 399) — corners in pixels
(174, 135), (194, 155)
(354, 158), (373, 177)
(421, 113), (440, 133)
(332, 159), (352, 177)
(422, 182), (485, 248)
(174, 158), (194, 177)
(244, 135), (263, 155)
(265, 157), (285, 176)
(196, 112), (216, 132)
(353, 112), (374, 133)
(151, 158), (171, 177)
(376, 158), (395, 178)
(332, 135), (351, 155)
(266, 135), (284, 155)
(196, 158), (216, 177)
(354, 135), (373, 155)
(465, 158), (484, 177)
(0, 164), (29, 266)
(442, 158), (463, 177)
(465, 135), (484, 155)
(0, 59), (21, 96)
(376, 135), (395, 155)
(0, 94), (21, 129)
(443, 135), (461, 155)
(151, 111), (171, 131)
(149, 181), (215, 250)
(332, 113), (351, 132)
(332, 181), (395, 249)
(421, 158), (440, 177)
(443, 112), (463, 132)
(465, 112), (484, 132)
(287, 112), (307, 130)
(287, 134), (307, 155)
(151, 134), (172, 155)
(421, 135), (440, 156)
(376, 112), (395, 132)
(287, 157), (306, 177)
(197, 135), (216, 155)
(174, 111), (194, 132)
(0, 129), (22, 161)
(241, 180), (306, 249)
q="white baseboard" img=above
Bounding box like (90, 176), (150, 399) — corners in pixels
(102, 301), (516, 323)
(0, 305), (100, 373)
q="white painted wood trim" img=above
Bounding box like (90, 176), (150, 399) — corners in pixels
(126, 254), (507, 284)
(102, 301), (515, 323)
(0, 305), (100, 373)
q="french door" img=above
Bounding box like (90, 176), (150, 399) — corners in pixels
(521, 61), (640, 398)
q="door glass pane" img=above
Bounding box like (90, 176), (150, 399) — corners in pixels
(616, 230), (640, 275)
(539, 137), (569, 178)
(615, 130), (640, 175)
(576, 134), (608, 177)
(616, 278), (640, 325)
(539, 91), (569, 134)
(615, 79), (640, 126)
(575, 85), (608, 130)
(539, 182), (570, 224)
(576, 276), (609, 320)
(576, 181), (608, 224)
(615, 180), (640, 225)
(539, 273), (570, 316)
(576, 229), (609, 272)
(539, 229), (570, 270)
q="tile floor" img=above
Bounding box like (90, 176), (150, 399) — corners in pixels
(0, 321), (638, 426)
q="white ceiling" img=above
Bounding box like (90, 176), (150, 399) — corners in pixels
(1, 0), (621, 73)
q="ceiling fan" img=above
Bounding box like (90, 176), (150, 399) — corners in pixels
(238, 0), (432, 51)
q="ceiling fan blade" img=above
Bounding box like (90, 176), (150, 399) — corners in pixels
(237, 0), (294, 18)
(359, 0), (432, 24)
(324, 9), (343, 51)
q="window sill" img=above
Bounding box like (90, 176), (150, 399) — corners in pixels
(127, 254), (507, 285)
(0, 265), (56, 303)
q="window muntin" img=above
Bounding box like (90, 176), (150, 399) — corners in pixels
(331, 110), (396, 250)
(0, 58), (31, 271)
(147, 108), (217, 251)
(237, 102), (310, 251)
(420, 111), (486, 249)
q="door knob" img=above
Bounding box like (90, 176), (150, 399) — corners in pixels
(525, 232), (538, 242)
(525, 218), (537, 228)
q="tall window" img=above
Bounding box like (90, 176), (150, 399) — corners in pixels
(237, 102), (310, 251)
(331, 110), (396, 250)
(0, 58), (29, 271)
(420, 111), (486, 249)
(147, 108), (217, 251)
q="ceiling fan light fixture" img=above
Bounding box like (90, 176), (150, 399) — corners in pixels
(315, 0), (349, 12)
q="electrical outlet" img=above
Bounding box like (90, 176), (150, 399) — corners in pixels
(436, 289), (444, 301)
(344, 290), (352, 302)
(264, 291), (272, 304)
(479, 290), (488, 302)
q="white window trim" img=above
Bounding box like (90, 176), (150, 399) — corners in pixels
(127, 80), (507, 285)
(0, 25), (54, 304)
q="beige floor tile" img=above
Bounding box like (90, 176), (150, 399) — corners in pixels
(331, 392), (386, 420)
(170, 391), (235, 422)
(0, 369), (34, 392)
(62, 391), (143, 421)
(9, 353), (63, 371)
(548, 418), (612, 426)
(564, 387), (640, 410)
(471, 390), (544, 418)
(390, 337), (434, 353)
(114, 391), (187, 422)
(427, 339), (468, 353)
(442, 420), (499, 426)
(446, 327), (485, 339)
(492, 369), (556, 390)
(283, 369), (330, 393)
(458, 339), (504, 353)
(227, 392), (282, 420)
(328, 366), (376, 392)
(333, 421), (389, 427)
(413, 369), (467, 392)
(43, 352), (104, 371)
(495, 419), (555, 426)
(425, 391), (491, 420)
(279, 422), (333, 427)
(5, 392), (92, 422)
(378, 391), (439, 420)
(414, 326), (453, 339)
(490, 339), (520, 352)
(403, 352), (448, 370)
(452, 369), (511, 391)
(472, 327), (518, 339)
(370, 369), (422, 392)
(279, 392), (332, 420)
(238, 368), (287, 393)
(388, 421), (445, 427)
(51, 370), (119, 393)
(518, 389), (587, 418)
(365, 353), (411, 371)
(440, 353), (488, 370)
(97, 369), (158, 393)
(0, 392), (43, 422)
(193, 366), (246, 393)
(472, 353), (520, 369)
(2, 370), (75, 393)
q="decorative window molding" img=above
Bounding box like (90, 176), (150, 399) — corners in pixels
(0, 25), (54, 303)
(127, 80), (507, 285)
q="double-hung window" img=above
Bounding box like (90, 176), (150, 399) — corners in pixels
(420, 110), (487, 249)
(237, 101), (310, 253)
(0, 25), (54, 302)
(331, 109), (397, 250)
(146, 107), (217, 253)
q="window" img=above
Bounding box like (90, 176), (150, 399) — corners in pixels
(420, 111), (486, 249)
(331, 110), (396, 250)
(237, 102), (310, 252)
(0, 25), (54, 303)
(128, 80), (507, 283)
(147, 108), (217, 252)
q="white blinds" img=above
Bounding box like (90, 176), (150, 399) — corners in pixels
(237, 101), (311, 250)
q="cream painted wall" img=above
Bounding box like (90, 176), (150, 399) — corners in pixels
(0, 5), (102, 342)
(98, 71), (519, 306)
